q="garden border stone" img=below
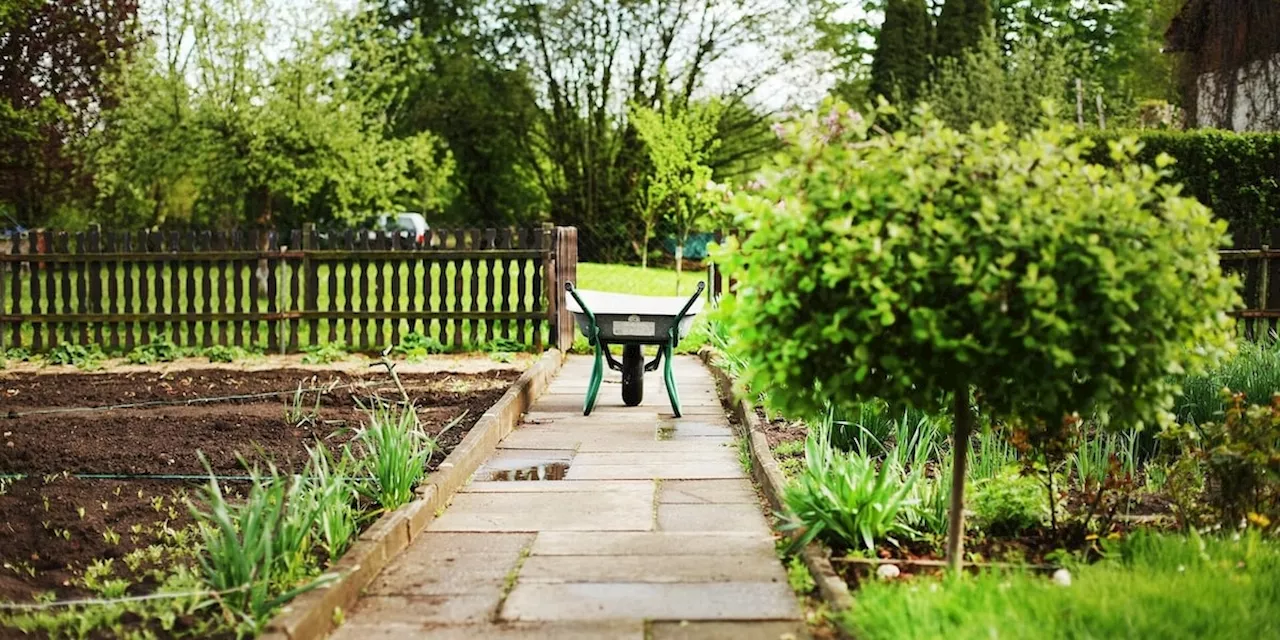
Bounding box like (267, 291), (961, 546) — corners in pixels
(698, 347), (856, 620)
(261, 348), (565, 640)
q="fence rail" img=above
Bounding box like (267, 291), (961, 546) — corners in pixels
(0, 225), (579, 354)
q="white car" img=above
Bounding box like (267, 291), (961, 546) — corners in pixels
(372, 212), (429, 244)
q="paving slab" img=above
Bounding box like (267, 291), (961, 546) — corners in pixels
(564, 462), (744, 481)
(518, 554), (788, 583)
(333, 594), (499, 629)
(650, 621), (807, 640)
(529, 531), (776, 557)
(660, 479), (760, 504)
(462, 480), (653, 493)
(428, 490), (655, 532)
(658, 503), (774, 532)
(365, 533), (530, 596)
(333, 621), (646, 640)
(500, 582), (801, 621)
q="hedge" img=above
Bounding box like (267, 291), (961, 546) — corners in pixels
(1086, 129), (1280, 243)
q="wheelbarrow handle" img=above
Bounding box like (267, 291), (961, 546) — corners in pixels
(564, 281), (596, 326)
(674, 281), (706, 324)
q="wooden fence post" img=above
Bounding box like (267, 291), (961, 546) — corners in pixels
(548, 225), (578, 352)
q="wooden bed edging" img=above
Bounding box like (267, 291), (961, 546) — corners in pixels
(698, 348), (856, 624)
(261, 349), (566, 640)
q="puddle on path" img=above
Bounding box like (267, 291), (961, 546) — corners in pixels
(487, 463), (570, 481)
(474, 450), (573, 482)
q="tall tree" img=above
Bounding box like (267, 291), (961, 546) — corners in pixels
(869, 0), (933, 103)
(934, 0), (992, 61)
(0, 0), (140, 227)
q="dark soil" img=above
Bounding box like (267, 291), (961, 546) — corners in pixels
(0, 367), (519, 607)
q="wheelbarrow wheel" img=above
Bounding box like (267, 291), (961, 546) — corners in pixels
(621, 344), (644, 406)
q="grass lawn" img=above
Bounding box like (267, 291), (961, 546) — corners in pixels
(841, 531), (1280, 639)
(575, 262), (708, 297)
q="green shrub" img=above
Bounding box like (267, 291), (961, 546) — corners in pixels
(840, 530), (1280, 640)
(202, 345), (256, 363)
(716, 103), (1240, 568)
(1164, 390), (1280, 528)
(1086, 129), (1280, 236)
(44, 343), (105, 369)
(126, 340), (180, 365)
(970, 471), (1048, 536)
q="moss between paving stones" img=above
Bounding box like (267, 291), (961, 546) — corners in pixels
(698, 347), (856, 625)
(261, 349), (566, 640)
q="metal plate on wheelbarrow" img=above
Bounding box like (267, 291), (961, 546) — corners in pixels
(613, 315), (656, 337)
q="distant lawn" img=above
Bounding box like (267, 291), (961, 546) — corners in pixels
(575, 262), (708, 297)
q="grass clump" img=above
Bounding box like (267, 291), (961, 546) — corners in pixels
(840, 530), (1280, 640)
(355, 402), (436, 511)
(969, 471), (1048, 536)
(1177, 336), (1280, 425)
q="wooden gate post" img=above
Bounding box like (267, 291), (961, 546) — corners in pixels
(549, 226), (578, 351)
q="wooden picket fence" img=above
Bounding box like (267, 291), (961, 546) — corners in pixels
(0, 225), (579, 354)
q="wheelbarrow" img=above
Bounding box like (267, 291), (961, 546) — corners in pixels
(564, 281), (706, 417)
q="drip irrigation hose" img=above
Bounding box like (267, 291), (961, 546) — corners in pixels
(3, 379), (398, 419)
(0, 472), (379, 482)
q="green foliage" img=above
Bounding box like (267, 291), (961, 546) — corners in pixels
(126, 340), (180, 365)
(839, 530), (1280, 639)
(785, 555), (816, 595)
(189, 459), (333, 635)
(781, 419), (920, 551)
(1177, 338), (1280, 425)
(920, 34), (1072, 133)
(392, 332), (447, 360)
(4, 347), (32, 362)
(631, 101), (723, 268)
(301, 343), (349, 365)
(970, 471), (1048, 535)
(1086, 129), (1280, 237)
(356, 403), (436, 511)
(43, 343), (105, 369)
(868, 0), (932, 104)
(202, 345), (258, 363)
(1163, 391), (1280, 527)
(935, 0), (992, 61)
(716, 103), (1238, 438)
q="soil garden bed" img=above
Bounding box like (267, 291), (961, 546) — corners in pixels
(0, 367), (519, 614)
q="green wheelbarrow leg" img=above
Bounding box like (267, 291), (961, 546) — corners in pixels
(584, 328), (604, 416)
(663, 336), (681, 418)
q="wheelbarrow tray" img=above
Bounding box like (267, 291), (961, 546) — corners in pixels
(565, 290), (703, 344)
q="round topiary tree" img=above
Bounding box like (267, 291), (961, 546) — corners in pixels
(715, 103), (1240, 570)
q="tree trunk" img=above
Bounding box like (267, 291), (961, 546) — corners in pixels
(641, 223), (652, 269)
(675, 243), (683, 295)
(946, 385), (973, 573)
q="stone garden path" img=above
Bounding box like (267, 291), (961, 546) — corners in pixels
(331, 355), (803, 639)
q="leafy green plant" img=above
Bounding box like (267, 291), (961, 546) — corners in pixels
(305, 445), (361, 563)
(126, 340), (180, 364)
(285, 379), (322, 427)
(781, 419), (920, 551)
(5, 347), (32, 362)
(392, 332), (446, 360)
(1176, 337), (1280, 425)
(301, 343), (348, 365)
(202, 345), (257, 363)
(970, 471), (1048, 536)
(716, 103), (1239, 569)
(785, 555), (816, 595)
(1164, 390), (1280, 526)
(44, 343), (105, 369)
(355, 402), (435, 510)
